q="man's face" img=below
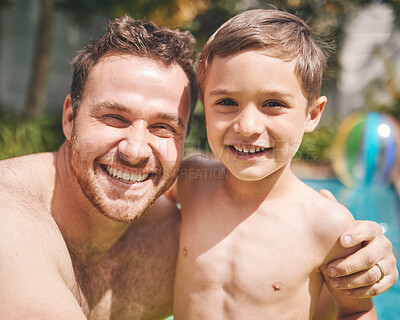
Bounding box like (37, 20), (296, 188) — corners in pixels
(203, 48), (323, 182)
(66, 54), (190, 222)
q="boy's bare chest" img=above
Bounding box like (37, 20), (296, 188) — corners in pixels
(178, 203), (325, 306)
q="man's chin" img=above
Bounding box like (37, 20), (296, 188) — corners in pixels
(92, 195), (158, 223)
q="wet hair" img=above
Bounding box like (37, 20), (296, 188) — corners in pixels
(198, 9), (328, 107)
(70, 15), (198, 126)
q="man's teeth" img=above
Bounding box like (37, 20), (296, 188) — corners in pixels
(233, 146), (267, 154)
(105, 165), (149, 182)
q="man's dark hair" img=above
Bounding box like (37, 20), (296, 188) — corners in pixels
(71, 15), (198, 127)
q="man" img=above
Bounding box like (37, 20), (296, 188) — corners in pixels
(0, 16), (397, 320)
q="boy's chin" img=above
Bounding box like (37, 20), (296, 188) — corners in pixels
(225, 162), (290, 182)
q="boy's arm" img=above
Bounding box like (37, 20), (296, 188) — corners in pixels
(319, 204), (376, 320)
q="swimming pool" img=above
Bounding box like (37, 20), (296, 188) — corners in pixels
(304, 179), (400, 320)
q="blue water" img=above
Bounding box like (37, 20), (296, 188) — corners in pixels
(304, 179), (400, 320)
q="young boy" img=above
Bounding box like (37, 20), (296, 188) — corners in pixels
(173, 9), (376, 319)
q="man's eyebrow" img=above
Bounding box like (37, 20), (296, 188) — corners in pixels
(156, 112), (185, 131)
(90, 101), (129, 113)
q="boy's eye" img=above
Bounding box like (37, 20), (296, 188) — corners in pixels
(263, 100), (286, 108)
(216, 98), (237, 107)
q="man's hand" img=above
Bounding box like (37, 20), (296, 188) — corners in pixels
(319, 189), (399, 298)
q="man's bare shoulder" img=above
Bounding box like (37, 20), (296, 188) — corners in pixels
(0, 152), (81, 314)
(178, 154), (225, 202)
(0, 180), (82, 317)
(0, 152), (57, 195)
(180, 154), (225, 182)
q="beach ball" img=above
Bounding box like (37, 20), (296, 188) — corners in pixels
(332, 112), (400, 189)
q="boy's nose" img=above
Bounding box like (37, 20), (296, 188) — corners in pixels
(233, 106), (265, 137)
(117, 123), (152, 165)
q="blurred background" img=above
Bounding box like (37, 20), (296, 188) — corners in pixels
(1, 1), (400, 318)
(1, 0), (400, 162)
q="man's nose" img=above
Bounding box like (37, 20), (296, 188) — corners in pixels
(117, 123), (152, 165)
(233, 105), (265, 137)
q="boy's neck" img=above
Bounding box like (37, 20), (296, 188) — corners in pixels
(223, 162), (298, 204)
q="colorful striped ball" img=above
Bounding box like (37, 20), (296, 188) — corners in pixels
(332, 112), (400, 189)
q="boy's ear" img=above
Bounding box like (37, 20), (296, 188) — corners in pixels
(304, 96), (327, 133)
(62, 94), (75, 142)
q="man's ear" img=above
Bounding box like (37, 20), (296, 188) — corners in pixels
(62, 94), (75, 141)
(304, 96), (327, 133)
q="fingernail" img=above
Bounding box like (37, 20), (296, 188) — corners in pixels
(330, 279), (339, 288)
(343, 235), (352, 247)
(328, 267), (338, 276)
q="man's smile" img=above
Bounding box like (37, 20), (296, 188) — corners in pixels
(101, 164), (155, 184)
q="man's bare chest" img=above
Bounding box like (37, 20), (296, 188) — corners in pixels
(68, 225), (180, 319)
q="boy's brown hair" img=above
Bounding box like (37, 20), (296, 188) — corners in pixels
(198, 9), (328, 107)
(71, 15), (198, 121)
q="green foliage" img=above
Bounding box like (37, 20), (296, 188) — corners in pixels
(294, 120), (338, 164)
(365, 50), (400, 121)
(0, 106), (64, 160)
(185, 101), (210, 155)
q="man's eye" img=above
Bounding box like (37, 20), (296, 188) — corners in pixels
(216, 98), (237, 107)
(150, 124), (176, 137)
(101, 114), (129, 126)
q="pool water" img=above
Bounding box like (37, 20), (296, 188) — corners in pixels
(304, 179), (400, 320)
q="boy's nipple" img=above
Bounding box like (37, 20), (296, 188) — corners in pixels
(272, 282), (282, 291)
(182, 247), (188, 257)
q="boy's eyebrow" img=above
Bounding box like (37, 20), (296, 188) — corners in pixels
(208, 88), (295, 100)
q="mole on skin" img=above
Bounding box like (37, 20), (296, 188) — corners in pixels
(183, 247), (188, 257)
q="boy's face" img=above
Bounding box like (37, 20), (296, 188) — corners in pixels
(203, 48), (325, 181)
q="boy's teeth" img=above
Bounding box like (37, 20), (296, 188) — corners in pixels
(233, 146), (267, 154)
(105, 165), (149, 182)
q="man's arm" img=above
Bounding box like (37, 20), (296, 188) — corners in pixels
(0, 195), (86, 319)
(319, 189), (398, 297)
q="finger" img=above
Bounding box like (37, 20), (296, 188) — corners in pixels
(328, 264), (384, 290)
(339, 220), (382, 248)
(341, 273), (397, 298)
(326, 245), (382, 277)
(318, 189), (337, 202)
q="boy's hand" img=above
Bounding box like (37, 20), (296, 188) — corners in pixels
(319, 189), (399, 298)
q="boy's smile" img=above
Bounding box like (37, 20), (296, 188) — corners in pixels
(228, 145), (274, 160)
(203, 48), (324, 182)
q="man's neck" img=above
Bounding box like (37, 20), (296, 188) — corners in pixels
(51, 142), (131, 265)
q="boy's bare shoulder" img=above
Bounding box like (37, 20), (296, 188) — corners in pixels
(300, 183), (356, 246)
